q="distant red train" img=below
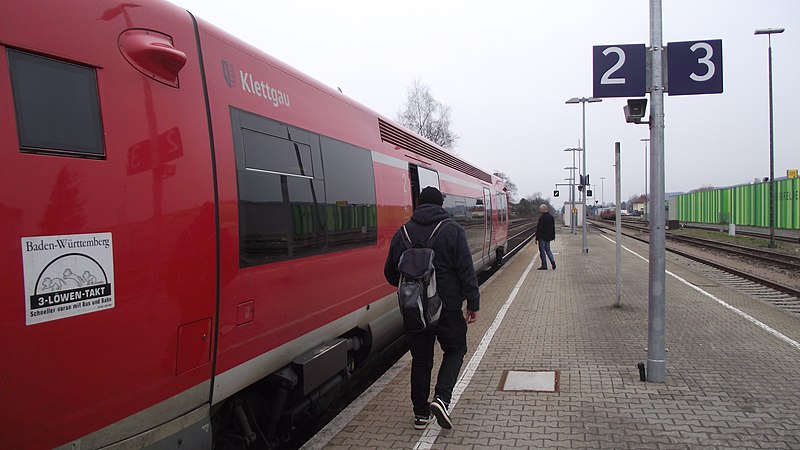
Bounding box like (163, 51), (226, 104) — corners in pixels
(0, 1), (508, 448)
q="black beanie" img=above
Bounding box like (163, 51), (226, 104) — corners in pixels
(419, 186), (444, 206)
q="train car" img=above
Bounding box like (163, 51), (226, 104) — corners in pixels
(674, 178), (799, 229)
(0, 1), (508, 448)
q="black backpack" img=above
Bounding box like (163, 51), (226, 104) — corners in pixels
(396, 219), (452, 333)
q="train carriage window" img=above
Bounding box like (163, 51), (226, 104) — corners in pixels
(417, 167), (439, 191)
(320, 136), (377, 250)
(242, 129), (313, 177)
(232, 107), (376, 268)
(496, 192), (507, 223)
(7, 49), (105, 158)
(238, 168), (325, 265)
(443, 193), (483, 259)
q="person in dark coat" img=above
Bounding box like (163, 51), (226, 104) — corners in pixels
(535, 203), (556, 270)
(384, 186), (479, 431)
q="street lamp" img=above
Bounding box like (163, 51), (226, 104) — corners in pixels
(641, 138), (650, 221)
(564, 165), (578, 235)
(564, 147), (581, 235)
(754, 27), (784, 249)
(566, 97), (602, 253)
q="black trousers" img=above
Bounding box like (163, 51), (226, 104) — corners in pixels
(407, 308), (467, 417)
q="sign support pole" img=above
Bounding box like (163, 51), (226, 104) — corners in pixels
(592, 2), (723, 384)
(615, 142), (622, 307)
(647, 0), (667, 383)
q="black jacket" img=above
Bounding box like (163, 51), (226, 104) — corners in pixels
(536, 211), (556, 242)
(384, 204), (479, 312)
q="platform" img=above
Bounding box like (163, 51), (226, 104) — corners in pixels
(303, 225), (800, 449)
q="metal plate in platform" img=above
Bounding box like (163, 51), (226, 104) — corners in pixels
(499, 370), (559, 392)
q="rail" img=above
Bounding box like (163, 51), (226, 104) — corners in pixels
(589, 219), (800, 303)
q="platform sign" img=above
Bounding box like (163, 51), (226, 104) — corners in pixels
(667, 39), (723, 95)
(592, 44), (646, 98)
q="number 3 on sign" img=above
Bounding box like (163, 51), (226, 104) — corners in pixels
(667, 39), (722, 96)
(689, 42), (715, 82)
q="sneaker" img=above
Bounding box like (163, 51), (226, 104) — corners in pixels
(414, 414), (433, 430)
(430, 397), (452, 429)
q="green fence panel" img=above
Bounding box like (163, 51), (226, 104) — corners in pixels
(674, 178), (799, 230)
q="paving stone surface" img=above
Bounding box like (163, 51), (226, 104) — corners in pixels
(314, 226), (800, 449)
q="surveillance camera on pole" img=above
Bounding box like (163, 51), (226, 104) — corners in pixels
(623, 98), (648, 124)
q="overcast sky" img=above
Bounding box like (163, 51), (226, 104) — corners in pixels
(168, 0), (798, 207)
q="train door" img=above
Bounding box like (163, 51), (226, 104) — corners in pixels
(483, 187), (493, 265)
(409, 164), (440, 209)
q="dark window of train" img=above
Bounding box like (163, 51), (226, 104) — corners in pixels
(443, 193), (483, 259)
(242, 128), (313, 177)
(320, 136), (377, 250)
(234, 111), (324, 267)
(232, 108), (376, 268)
(496, 192), (507, 223)
(7, 49), (105, 158)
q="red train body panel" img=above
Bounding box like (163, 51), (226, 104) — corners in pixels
(0, 1), (508, 448)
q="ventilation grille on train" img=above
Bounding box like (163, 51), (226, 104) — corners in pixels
(378, 119), (492, 183)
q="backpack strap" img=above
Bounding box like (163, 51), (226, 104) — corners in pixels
(402, 218), (453, 249)
(425, 218), (453, 248)
(401, 225), (413, 250)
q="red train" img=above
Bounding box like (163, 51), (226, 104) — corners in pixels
(0, 1), (508, 448)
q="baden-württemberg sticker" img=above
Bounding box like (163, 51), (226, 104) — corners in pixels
(22, 232), (115, 325)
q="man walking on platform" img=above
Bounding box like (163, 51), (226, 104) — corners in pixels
(535, 204), (556, 270)
(384, 186), (480, 430)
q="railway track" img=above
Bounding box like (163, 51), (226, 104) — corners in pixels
(666, 234), (800, 272)
(681, 222), (800, 244)
(589, 219), (800, 316)
(505, 219), (537, 259)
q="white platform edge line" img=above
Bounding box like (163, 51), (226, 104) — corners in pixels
(302, 247), (539, 450)
(414, 253), (539, 449)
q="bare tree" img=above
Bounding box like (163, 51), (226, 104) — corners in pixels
(527, 193), (553, 215)
(397, 79), (459, 150)
(493, 171), (518, 203)
(515, 193), (553, 217)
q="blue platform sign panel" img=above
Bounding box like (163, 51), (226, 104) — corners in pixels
(667, 39), (723, 95)
(592, 44), (646, 98)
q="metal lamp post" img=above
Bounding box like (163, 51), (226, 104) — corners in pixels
(755, 27), (784, 249)
(566, 97), (602, 253)
(564, 166), (577, 234)
(564, 147), (581, 234)
(641, 138), (650, 220)
(562, 176), (575, 233)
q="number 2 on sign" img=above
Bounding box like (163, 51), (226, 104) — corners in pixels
(600, 47), (626, 85)
(689, 42), (715, 82)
